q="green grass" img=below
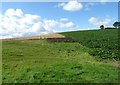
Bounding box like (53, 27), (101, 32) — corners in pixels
(2, 29), (119, 83)
(2, 40), (119, 83)
(61, 29), (119, 60)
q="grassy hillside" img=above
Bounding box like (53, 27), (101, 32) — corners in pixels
(2, 29), (119, 83)
(61, 29), (119, 60)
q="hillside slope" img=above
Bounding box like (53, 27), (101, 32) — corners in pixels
(60, 29), (119, 60)
(2, 29), (119, 83)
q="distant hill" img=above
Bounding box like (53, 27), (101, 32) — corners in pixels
(1, 33), (66, 41)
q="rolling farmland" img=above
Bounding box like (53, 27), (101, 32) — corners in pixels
(2, 29), (119, 83)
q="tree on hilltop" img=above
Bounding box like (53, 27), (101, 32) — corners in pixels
(100, 25), (104, 29)
(113, 22), (120, 28)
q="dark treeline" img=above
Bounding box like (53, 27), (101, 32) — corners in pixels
(100, 21), (120, 29)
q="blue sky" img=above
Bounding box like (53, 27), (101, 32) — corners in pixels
(0, 1), (118, 38)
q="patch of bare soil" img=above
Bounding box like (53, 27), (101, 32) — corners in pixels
(1, 33), (66, 41)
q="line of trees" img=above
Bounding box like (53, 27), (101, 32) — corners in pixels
(100, 21), (120, 29)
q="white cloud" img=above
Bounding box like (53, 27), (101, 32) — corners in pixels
(20, 14), (40, 24)
(43, 19), (76, 29)
(88, 17), (111, 27)
(5, 9), (23, 18)
(0, 35), (13, 39)
(12, 33), (23, 37)
(64, 22), (75, 28)
(0, 9), (51, 39)
(43, 19), (59, 28)
(100, 0), (109, 4)
(29, 22), (45, 33)
(15, 9), (24, 17)
(85, 3), (97, 11)
(100, 0), (109, 2)
(1, 8), (80, 39)
(58, 1), (83, 12)
(58, 3), (65, 7)
(60, 18), (69, 22)
(5, 9), (15, 17)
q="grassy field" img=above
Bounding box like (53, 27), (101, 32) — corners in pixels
(2, 29), (119, 83)
(61, 29), (119, 60)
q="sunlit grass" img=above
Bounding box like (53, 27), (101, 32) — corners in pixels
(2, 39), (119, 83)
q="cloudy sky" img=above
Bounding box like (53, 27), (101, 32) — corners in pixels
(0, 1), (118, 39)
